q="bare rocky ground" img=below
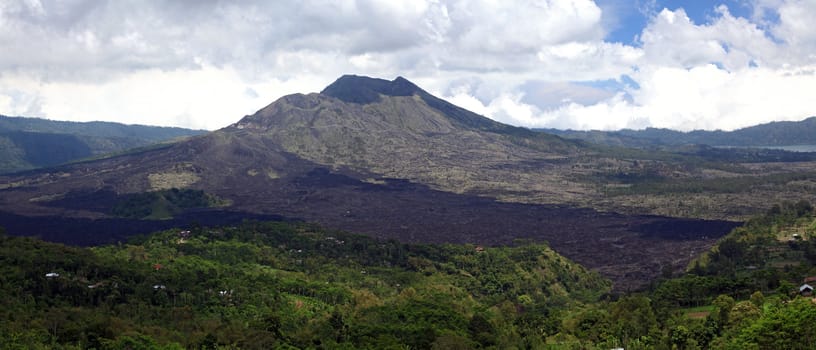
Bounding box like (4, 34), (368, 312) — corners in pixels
(0, 161), (739, 292)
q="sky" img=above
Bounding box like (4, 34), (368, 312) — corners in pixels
(1, 0), (815, 131)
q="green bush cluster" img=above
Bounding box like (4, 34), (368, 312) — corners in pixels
(111, 188), (220, 219)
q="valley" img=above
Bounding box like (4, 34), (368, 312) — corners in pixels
(0, 76), (759, 291)
(0, 171), (738, 291)
(1, 75), (815, 349)
(6, 2), (816, 347)
(0, 204), (811, 349)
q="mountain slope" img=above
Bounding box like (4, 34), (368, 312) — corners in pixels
(0, 75), (593, 222)
(321, 75), (535, 135)
(0, 115), (206, 173)
(231, 75), (579, 199)
(0, 222), (609, 348)
(0, 114), (206, 142)
(541, 116), (816, 148)
(0, 76), (744, 290)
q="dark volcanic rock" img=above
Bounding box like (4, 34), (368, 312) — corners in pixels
(321, 75), (421, 104)
(0, 75), (741, 291)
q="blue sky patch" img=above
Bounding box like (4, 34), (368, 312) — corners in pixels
(598, 0), (755, 45)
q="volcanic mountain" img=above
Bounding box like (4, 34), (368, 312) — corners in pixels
(0, 75), (738, 290)
(3, 75), (590, 211)
(230, 75), (583, 200)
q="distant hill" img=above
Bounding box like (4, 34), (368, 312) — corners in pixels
(0, 115), (206, 173)
(539, 116), (816, 148)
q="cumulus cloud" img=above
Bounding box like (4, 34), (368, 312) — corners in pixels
(541, 64), (816, 131)
(0, 0), (814, 131)
(0, 65), (332, 130)
(469, 1), (816, 131)
(567, 2), (816, 131)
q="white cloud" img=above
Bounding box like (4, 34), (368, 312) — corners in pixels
(633, 64), (816, 131)
(535, 41), (642, 80)
(541, 93), (648, 130)
(475, 1), (816, 131)
(444, 59), (816, 132)
(0, 95), (13, 114)
(449, 0), (603, 53)
(771, 1), (816, 59)
(483, 1), (816, 131)
(0, 65), (333, 130)
(0, 0), (814, 131)
(521, 81), (617, 108)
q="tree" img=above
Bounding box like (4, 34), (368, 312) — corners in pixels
(431, 333), (475, 350)
(794, 200), (813, 217)
(729, 298), (816, 349)
(329, 310), (348, 342)
(712, 294), (735, 325)
(609, 295), (658, 346)
(728, 301), (761, 330)
(468, 313), (497, 347)
(670, 325), (691, 350)
(101, 334), (183, 350)
(693, 316), (720, 348)
(750, 291), (764, 308)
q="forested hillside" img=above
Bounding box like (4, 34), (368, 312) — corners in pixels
(507, 201), (816, 349)
(3, 206), (816, 349)
(539, 116), (816, 148)
(642, 200), (816, 349)
(0, 115), (205, 173)
(0, 221), (607, 349)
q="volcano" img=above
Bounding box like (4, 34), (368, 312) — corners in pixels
(0, 75), (738, 290)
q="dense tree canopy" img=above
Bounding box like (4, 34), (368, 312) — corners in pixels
(2, 200), (816, 349)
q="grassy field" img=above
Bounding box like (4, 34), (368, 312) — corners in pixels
(681, 305), (714, 319)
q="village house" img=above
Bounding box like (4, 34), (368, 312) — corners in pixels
(800, 284), (813, 296)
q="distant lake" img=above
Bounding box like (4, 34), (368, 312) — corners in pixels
(716, 145), (816, 153)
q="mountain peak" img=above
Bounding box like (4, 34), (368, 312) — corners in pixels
(320, 75), (424, 104)
(235, 74), (535, 137)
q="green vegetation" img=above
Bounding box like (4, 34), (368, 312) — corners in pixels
(0, 131), (93, 173)
(0, 221), (608, 349)
(541, 116), (816, 148)
(0, 115), (204, 173)
(0, 114), (205, 143)
(638, 200), (816, 349)
(4, 202), (816, 349)
(688, 200), (816, 284)
(516, 200), (816, 349)
(111, 188), (225, 219)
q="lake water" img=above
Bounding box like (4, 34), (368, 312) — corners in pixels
(758, 145), (816, 152)
(717, 145), (816, 153)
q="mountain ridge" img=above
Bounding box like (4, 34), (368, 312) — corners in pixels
(540, 116), (816, 148)
(0, 114), (206, 173)
(0, 114), (206, 141)
(320, 74), (422, 103)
